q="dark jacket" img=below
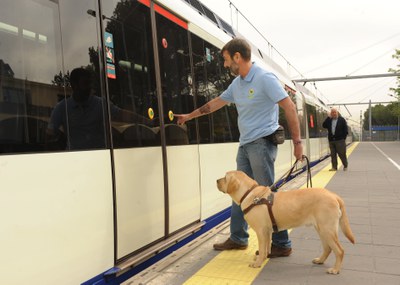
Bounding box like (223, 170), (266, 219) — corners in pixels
(322, 116), (348, 141)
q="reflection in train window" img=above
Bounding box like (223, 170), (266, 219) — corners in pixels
(48, 1), (108, 151)
(316, 106), (328, 138)
(190, 33), (237, 143)
(102, 1), (159, 148)
(306, 103), (318, 138)
(0, 0), (64, 153)
(0, 0), (111, 153)
(295, 92), (307, 140)
(156, 12), (192, 145)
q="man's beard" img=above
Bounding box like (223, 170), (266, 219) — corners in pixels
(230, 65), (239, 76)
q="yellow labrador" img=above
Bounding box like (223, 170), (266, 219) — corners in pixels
(216, 170), (355, 274)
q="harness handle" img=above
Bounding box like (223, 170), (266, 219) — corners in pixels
(270, 155), (312, 192)
(304, 155), (313, 188)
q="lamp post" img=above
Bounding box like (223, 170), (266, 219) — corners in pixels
(397, 99), (400, 141)
(389, 94), (400, 141)
(369, 99), (372, 141)
(360, 110), (362, 142)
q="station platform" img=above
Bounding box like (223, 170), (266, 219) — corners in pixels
(125, 142), (400, 285)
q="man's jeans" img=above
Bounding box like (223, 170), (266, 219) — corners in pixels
(230, 137), (291, 248)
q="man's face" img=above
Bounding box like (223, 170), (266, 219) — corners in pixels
(331, 109), (338, 119)
(222, 50), (239, 76)
(72, 76), (92, 102)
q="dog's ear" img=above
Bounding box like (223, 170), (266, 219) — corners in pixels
(226, 174), (240, 194)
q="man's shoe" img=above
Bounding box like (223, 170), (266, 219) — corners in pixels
(343, 167), (348, 171)
(267, 245), (292, 258)
(329, 168), (337, 171)
(213, 238), (248, 251)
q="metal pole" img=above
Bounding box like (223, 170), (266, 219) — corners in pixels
(397, 99), (399, 141)
(397, 98), (400, 141)
(369, 100), (372, 141)
(360, 110), (362, 142)
(293, 72), (400, 83)
(327, 101), (394, 106)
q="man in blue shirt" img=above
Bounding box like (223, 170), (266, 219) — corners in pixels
(175, 38), (303, 258)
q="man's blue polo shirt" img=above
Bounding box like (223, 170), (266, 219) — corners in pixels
(220, 63), (288, 146)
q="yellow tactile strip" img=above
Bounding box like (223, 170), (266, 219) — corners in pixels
(184, 228), (266, 285)
(184, 142), (359, 285)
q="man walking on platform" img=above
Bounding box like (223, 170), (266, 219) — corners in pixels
(323, 108), (349, 171)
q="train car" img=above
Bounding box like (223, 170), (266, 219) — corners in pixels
(0, 0), (343, 284)
(294, 83), (330, 163)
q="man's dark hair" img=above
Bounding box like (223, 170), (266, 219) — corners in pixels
(70, 67), (92, 86)
(221, 38), (251, 61)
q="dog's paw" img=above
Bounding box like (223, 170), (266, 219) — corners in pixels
(327, 268), (340, 275)
(249, 258), (262, 268)
(249, 261), (262, 268)
(312, 258), (324, 264)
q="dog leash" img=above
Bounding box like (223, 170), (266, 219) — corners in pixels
(270, 155), (312, 192)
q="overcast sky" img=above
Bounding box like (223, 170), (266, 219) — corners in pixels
(199, 0), (400, 129)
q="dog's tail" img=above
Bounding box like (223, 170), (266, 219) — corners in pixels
(337, 196), (355, 244)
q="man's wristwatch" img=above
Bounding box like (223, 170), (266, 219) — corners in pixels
(293, 140), (302, 145)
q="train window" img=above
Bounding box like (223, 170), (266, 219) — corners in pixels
(0, 0), (65, 154)
(279, 87), (298, 139)
(190, 33), (237, 143)
(306, 103), (318, 138)
(278, 106), (289, 139)
(156, 12), (192, 145)
(316, 107), (328, 138)
(295, 93), (307, 140)
(102, 1), (159, 148)
(52, 1), (109, 151)
(0, 0), (117, 153)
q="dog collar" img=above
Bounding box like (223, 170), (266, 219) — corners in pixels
(239, 184), (258, 204)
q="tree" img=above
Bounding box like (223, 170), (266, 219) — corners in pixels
(363, 103), (399, 129)
(51, 48), (98, 90)
(52, 70), (70, 87)
(362, 49), (400, 130)
(388, 49), (400, 119)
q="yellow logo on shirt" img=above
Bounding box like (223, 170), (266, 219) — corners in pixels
(248, 88), (255, 99)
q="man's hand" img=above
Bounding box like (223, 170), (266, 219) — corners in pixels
(174, 114), (191, 125)
(294, 143), (303, 160)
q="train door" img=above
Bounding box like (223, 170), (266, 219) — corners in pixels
(101, 0), (165, 261)
(154, 5), (201, 234)
(100, 0), (200, 261)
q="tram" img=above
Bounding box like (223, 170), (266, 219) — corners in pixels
(0, 0), (350, 284)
